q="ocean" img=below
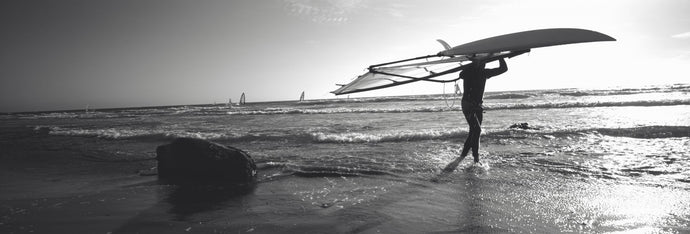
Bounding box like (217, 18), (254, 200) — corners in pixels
(1, 84), (689, 233)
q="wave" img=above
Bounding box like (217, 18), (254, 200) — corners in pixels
(311, 129), (464, 143)
(33, 125), (319, 143)
(14, 112), (124, 120)
(484, 93), (534, 99)
(225, 99), (690, 115)
(487, 99), (690, 110)
(312, 126), (690, 143)
(35, 125), (690, 144)
(593, 126), (690, 138)
(35, 125), (466, 142)
(34, 126), (223, 140)
(554, 83), (690, 97)
(227, 106), (457, 115)
(10, 105), (235, 120)
(289, 166), (398, 178)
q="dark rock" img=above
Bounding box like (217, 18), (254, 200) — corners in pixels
(509, 122), (540, 130)
(156, 138), (257, 184)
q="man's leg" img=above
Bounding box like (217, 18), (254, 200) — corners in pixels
(442, 109), (474, 172)
(468, 110), (482, 163)
(459, 108), (475, 157)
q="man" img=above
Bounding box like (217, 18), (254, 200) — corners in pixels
(444, 57), (507, 172)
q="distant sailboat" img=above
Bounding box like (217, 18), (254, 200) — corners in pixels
(299, 91), (305, 102)
(239, 93), (246, 105)
(85, 104), (95, 114)
(227, 98), (233, 108)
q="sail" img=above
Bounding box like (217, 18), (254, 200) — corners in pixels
(331, 52), (517, 95)
(331, 55), (469, 95)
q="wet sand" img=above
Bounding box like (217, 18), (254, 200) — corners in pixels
(3, 147), (690, 234)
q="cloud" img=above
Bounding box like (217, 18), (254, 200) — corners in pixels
(283, 0), (365, 24)
(671, 32), (690, 39)
(384, 3), (411, 18)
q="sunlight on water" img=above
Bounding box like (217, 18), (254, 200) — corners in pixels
(581, 135), (690, 185)
(599, 106), (690, 127)
(607, 227), (673, 234)
(590, 184), (689, 231)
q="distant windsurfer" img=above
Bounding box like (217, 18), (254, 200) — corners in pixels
(444, 57), (507, 171)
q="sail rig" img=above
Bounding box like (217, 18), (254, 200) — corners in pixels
(331, 28), (615, 96)
(331, 51), (523, 95)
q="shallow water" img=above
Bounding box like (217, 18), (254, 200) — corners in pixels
(2, 84), (689, 232)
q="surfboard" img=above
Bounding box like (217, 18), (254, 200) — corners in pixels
(439, 28), (616, 56)
(331, 28), (615, 95)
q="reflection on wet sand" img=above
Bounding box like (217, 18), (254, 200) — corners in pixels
(110, 180), (256, 233)
(164, 183), (256, 221)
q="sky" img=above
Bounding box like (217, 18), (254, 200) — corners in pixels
(1, 0), (689, 112)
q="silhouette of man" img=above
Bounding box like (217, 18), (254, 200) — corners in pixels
(444, 57), (507, 171)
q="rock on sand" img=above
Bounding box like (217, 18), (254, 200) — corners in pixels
(156, 138), (257, 184)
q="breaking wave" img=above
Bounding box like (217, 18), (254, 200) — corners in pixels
(34, 125), (690, 143)
(226, 99), (690, 115)
(556, 83), (690, 97)
(487, 99), (690, 110)
(311, 129), (464, 143)
(227, 106), (457, 115)
(592, 126), (690, 138)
